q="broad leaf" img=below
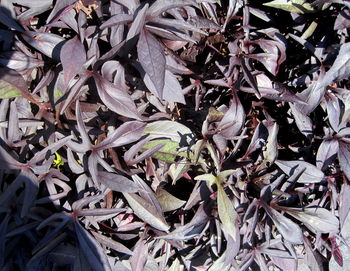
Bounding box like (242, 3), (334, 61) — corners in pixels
(137, 28), (166, 99)
(275, 160), (324, 183)
(141, 139), (188, 163)
(156, 188), (186, 212)
(60, 36), (86, 85)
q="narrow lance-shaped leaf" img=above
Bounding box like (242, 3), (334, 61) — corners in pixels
(263, 122), (279, 165)
(123, 192), (170, 232)
(74, 221), (112, 271)
(94, 121), (145, 151)
(261, 201), (303, 244)
(263, 0), (314, 14)
(21, 31), (65, 61)
(147, 0), (197, 17)
(284, 207), (339, 234)
(216, 178), (239, 241)
(93, 73), (142, 120)
(60, 36), (86, 85)
(98, 171), (140, 193)
(130, 239), (148, 271)
(338, 140), (350, 181)
(124, 136), (165, 165)
(126, 3), (149, 41)
(137, 28), (166, 99)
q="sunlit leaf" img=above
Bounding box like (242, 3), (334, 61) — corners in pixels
(123, 193), (170, 232)
(156, 188), (186, 212)
(264, 0), (314, 14)
(276, 160), (324, 183)
(285, 207), (339, 234)
(216, 179), (239, 241)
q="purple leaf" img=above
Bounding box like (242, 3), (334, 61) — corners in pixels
(143, 70), (185, 103)
(137, 28), (166, 99)
(100, 14), (133, 29)
(0, 213), (10, 266)
(0, 67), (28, 99)
(21, 31), (65, 61)
(98, 171), (140, 193)
(261, 202), (303, 244)
(338, 140), (350, 181)
(276, 160), (324, 183)
(218, 92), (245, 139)
(151, 18), (207, 35)
(130, 239), (148, 271)
(94, 121), (145, 151)
(147, 0), (197, 17)
(123, 192), (170, 232)
(316, 139), (339, 170)
(160, 203), (210, 241)
(0, 51), (44, 72)
(74, 221), (112, 271)
(93, 73), (142, 120)
(91, 232), (132, 255)
(297, 43), (350, 115)
(7, 101), (22, 145)
(285, 207), (339, 234)
(0, 6), (23, 31)
(334, 9), (350, 30)
(124, 137), (165, 165)
(126, 3), (149, 41)
(290, 103), (314, 138)
(60, 36), (86, 85)
(325, 93), (342, 131)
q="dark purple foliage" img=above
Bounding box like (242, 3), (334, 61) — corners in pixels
(0, 0), (349, 270)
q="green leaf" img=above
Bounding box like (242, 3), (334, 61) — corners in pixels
(54, 89), (63, 99)
(142, 139), (189, 163)
(0, 67), (27, 99)
(263, 0), (314, 14)
(156, 188), (185, 212)
(216, 180), (239, 240)
(194, 173), (217, 184)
